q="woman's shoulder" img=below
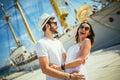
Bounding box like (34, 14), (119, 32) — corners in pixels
(84, 38), (90, 41)
(81, 39), (91, 51)
(81, 38), (91, 47)
(83, 38), (91, 43)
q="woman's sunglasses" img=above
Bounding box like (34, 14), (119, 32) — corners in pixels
(79, 25), (90, 31)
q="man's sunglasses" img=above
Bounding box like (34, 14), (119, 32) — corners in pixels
(48, 22), (57, 25)
(79, 25), (90, 31)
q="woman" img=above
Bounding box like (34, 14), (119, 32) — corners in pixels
(51, 21), (95, 80)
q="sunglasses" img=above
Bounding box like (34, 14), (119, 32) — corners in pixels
(48, 22), (57, 25)
(79, 25), (90, 31)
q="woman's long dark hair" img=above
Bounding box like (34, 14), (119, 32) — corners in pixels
(75, 21), (95, 46)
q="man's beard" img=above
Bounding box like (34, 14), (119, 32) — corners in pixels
(50, 26), (58, 34)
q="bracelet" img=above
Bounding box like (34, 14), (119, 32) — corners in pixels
(69, 73), (72, 79)
(61, 63), (65, 70)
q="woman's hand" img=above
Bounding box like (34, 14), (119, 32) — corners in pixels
(62, 52), (66, 62)
(70, 72), (85, 80)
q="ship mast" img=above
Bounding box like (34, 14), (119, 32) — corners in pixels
(50, 0), (68, 28)
(0, 3), (20, 47)
(15, 0), (36, 44)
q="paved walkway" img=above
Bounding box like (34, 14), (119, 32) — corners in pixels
(86, 45), (120, 80)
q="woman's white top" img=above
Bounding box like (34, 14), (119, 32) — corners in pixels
(66, 43), (89, 80)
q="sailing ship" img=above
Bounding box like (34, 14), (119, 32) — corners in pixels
(0, 0), (120, 77)
(57, 0), (120, 51)
(0, 0), (38, 74)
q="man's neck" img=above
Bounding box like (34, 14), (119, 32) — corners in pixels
(44, 31), (54, 40)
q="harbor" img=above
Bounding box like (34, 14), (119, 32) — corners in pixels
(0, 0), (120, 80)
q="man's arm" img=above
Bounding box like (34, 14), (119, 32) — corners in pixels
(39, 56), (83, 79)
(39, 56), (69, 79)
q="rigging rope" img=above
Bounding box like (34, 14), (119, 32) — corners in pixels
(6, 26), (11, 54)
(15, 7), (20, 37)
(0, 23), (7, 29)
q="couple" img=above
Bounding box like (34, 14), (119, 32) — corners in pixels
(35, 13), (95, 80)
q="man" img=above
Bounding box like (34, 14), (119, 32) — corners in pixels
(35, 13), (83, 80)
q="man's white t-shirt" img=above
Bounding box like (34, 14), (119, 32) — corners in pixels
(35, 37), (65, 80)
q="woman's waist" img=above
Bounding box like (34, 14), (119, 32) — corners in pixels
(66, 65), (85, 73)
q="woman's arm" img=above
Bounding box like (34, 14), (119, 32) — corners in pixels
(65, 38), (91, 69)
(50, 39), (91, 70)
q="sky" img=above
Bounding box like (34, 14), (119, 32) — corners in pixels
(0, 0), (101, 68)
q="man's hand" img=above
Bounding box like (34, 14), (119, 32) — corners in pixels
(70, 73), (85, 80)
(49, 64), (85, 80)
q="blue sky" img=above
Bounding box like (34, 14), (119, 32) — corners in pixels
(0, 0), (100, 68)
